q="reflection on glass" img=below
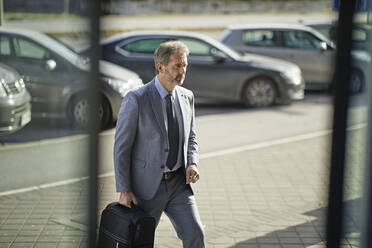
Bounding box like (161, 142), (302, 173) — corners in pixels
(0, 3), (92, 248)
(342, 2), (372, 247)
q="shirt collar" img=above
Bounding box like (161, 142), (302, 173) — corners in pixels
(155, 76), (177, 99)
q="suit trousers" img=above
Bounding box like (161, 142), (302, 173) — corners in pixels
(137, 169), (205, 248)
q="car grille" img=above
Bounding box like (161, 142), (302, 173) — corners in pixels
(12, 101), (31, 115)
(3, 80), (21, 95)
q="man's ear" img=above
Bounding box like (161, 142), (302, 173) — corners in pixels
(157, 63), (163, 73)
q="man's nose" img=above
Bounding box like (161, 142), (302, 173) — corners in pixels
(180, 65), (187, 74)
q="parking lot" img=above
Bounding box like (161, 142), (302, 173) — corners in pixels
(0, 10), (370, 248)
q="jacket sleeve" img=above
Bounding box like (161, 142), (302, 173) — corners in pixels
(114, 91), (139, 193)
(187, 92), (199, 166)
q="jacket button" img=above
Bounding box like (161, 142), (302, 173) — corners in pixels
(164, 148), (169, 152)
(160, 165), (165, 169)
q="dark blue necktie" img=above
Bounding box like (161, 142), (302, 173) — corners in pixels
(165, 93), (179, 170)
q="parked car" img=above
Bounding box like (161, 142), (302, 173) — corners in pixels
(301, 20), (372, 51)
(0, 27), (143, 128)
(220, 23), (371, 93)
(81, 30), (304, 107)
(301, 21), (372, 94)
(0, 63), (31, 135)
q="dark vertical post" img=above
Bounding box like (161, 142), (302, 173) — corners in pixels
(326, 0), (356, 247)
(87, 0), (100, 247)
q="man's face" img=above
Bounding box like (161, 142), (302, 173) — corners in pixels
(160, 52), (188, 87)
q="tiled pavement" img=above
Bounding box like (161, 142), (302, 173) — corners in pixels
(0, 128), (365, 248)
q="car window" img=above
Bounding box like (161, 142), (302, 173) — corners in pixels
(122, 38), (167, 53)
(284, 30), (323, 50)
(178, 38), (214, 57)
(12, 38), (48, 59)
(352, 28), (367, 42)
(0, 36), (11, 55)
(242, 30), (280, 47)
(312, 27), (332, 40)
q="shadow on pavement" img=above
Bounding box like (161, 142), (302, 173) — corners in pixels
(229, 198), (361, 247)
(0, 118), (115, 144)
(0, 118), (78, 143)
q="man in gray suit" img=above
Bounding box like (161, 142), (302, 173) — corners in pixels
(114, 40), (205, 247)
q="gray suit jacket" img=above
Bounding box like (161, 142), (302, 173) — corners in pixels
(114, 79), (199, 200)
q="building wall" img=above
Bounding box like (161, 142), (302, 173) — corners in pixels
(102, 0), (332, 15)
(4, 0), (332, 15)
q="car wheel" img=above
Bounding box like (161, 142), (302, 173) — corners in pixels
(350, 68), (364, 94)
(242, 77), (277, 107)
(70, 95), (111, 129)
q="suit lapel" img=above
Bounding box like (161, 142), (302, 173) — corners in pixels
(147, 81), (167, 139)
(176, 87), (188, 142)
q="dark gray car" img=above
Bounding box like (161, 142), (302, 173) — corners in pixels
(0, 27), (143, 128)
(90, 30), (305, 107)
(0, 63), (31, 135)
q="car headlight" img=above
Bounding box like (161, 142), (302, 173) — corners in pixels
(18, 78), (26, 89)
(14, 78), (26, 92)
(281, 68), (302, 85)
(0, 80), (7, 97)
(102, 77), (143, 97)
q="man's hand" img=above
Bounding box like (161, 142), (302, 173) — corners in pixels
(119, 192), (138, 208)
(186, 164), (200, 184)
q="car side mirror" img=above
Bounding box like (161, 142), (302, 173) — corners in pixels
(45, 59), (57, 71)
(212, 50), (228, 63)
(320, 42), (328, 51)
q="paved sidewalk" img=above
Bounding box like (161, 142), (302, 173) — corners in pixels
(0, 130), (339, 248)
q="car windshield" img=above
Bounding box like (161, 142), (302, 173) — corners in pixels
(34, 32), (89, 68)
(200, 36), (241, 60)
(45, 34), (79, 53)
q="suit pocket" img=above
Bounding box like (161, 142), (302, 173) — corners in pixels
(133, 158), (146, 168)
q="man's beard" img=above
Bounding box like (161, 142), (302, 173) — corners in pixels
(170, 74), (185, 86)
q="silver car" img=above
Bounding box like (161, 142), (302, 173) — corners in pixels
(0, 27), (143, 129)
(220, 23), (338, 90)
(220, 23), (371, 93)
(0, 63), (31, 135)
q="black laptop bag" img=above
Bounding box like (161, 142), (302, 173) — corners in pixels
(98, 202), (156, 248)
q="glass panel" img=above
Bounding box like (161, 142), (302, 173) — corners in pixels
(242, 30), (279, 47)
(341, 3), (372, 247)
(97, 2), (335, 248)
(0, 37), (11, 55)
(284, 30), (323, 49)
(352, 28), (367, 42)
(0, 2), (94, 248)
(122, 38), (167, 53)
(13, 38), (47, 59)
(178, 38), (213, 56)
(316, 27), (334, 40)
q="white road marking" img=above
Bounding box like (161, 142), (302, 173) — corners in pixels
(0, 123), (367, 196)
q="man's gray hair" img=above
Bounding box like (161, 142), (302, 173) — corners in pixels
(154, 40), (190, 74)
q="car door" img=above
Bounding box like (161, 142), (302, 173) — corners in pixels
(281, 30), (335, 84)
(0, 34), (72, 118)
(176, 37), (240, 99)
